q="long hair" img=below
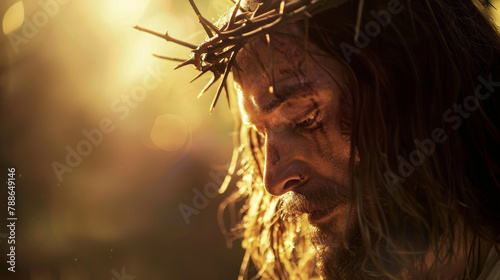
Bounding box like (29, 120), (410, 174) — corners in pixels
(218, 0), (500, 279)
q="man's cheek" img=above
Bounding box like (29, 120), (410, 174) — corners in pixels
(314, 117), (340, 143)
(310, 123), (350, 163)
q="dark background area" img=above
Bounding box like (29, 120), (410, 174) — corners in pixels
(0, 0), (244, 279)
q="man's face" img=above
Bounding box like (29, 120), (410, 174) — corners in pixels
(232, 29), (368, 278)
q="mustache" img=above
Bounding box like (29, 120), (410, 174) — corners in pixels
(278, 182), (349, 222)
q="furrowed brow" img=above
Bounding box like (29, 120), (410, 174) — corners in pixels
(262, 82), (314, 113)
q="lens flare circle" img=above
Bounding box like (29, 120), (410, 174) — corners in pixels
(150, 114), (189, 152)
(2, 1), (24, 35)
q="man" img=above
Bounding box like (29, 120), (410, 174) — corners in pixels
(140, 0), (500, 278)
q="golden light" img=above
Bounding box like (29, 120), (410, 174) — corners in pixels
(117, 30), (160, 85)
(100, 0), (150, 26)
(492, 1), (500, 28)
(2, 1), (24, 35)
(116, 12), (196, 88)
(150, 114), (190, 151)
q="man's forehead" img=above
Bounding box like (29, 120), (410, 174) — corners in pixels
(233, 33), (312, 117)
(232, 25), (346, 122)
(234, 24), (307, 69)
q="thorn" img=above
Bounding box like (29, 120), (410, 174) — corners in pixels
(213, 47), (238, 61)
(152, 54), (185, 62)
(189, 0), (214, 37)
(251, 3), (264, 19)
(198, 74), (220, 98)
(134, 25), (197, 49)
(210, 51), (237, 113)
(226, 0), (242, 30)
(228, 0), (248, 13)
(279, 0), (286, 14)
(174, 58), (195, 70)
(190, 67), (212, 83)
(224, 81), (231, 109)
(198, 15), (222, 36)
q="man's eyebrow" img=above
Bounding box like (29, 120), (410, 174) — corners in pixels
(262, 82), (314, 113)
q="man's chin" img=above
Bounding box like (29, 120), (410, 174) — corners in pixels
(306, 210), (374, 280)
(308, 216), (407, 280)
(279, 192), (382, 279)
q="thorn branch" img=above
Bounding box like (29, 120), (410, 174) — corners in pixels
(133, 25), (197, 49)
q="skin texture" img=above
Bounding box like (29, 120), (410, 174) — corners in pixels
(233, 32), (352, 218)
(232, 28), (369, 279)
(231, 27), (474, 280)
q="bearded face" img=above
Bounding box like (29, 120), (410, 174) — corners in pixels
(231, 25), (384, 279)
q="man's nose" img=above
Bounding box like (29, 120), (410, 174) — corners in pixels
(263, 132), (309, 196)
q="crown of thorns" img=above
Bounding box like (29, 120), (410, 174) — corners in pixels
(134, 0), (351, 112)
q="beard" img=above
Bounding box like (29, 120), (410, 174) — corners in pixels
(308, 213), (377, 280)
(279, 185), (389, 280)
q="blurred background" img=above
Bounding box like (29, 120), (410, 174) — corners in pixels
(0, 1), (499, 280)
(0, 0), (244, 279)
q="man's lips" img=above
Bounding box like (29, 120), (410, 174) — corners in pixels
(280, 182), (349, 226)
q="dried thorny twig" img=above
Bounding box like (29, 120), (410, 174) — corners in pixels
(135, 0), (351, 113)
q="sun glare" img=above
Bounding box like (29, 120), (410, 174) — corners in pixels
(2, 1), (24, 35)
(150, 114), (190, 152)
(101, 0), (150, 26)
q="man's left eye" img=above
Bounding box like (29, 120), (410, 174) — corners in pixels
(295, 110), (320, 130)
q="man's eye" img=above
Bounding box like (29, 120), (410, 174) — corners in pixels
(295, 110), (320, 130)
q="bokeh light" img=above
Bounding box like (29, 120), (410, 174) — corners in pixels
(2, 1), (24, 35)
(99, 0), (151, 27)
(0, 0), (241, 279)
(150, 114), (190, 151)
